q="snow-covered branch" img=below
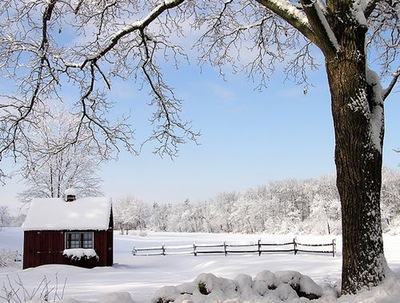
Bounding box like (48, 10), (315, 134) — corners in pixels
(299, 0), (340, 56)
(364, 0), (379, 18)
(255, 0), (315, 42)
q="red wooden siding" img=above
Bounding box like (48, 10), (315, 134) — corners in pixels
(23, 212), (113, 269)
(23, 231), (65, 268)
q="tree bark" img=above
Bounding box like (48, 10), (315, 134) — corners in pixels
(325, 7), (387, 294)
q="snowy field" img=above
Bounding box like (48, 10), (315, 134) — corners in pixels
(1, 228), (400, 302)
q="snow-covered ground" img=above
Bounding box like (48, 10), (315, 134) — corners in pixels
(1, 228), (400, 302)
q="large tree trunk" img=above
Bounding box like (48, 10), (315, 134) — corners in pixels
(325, 10), (387, 294)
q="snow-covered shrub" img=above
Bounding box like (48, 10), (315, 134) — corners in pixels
(62, 249), (99, 261)
(152, 270), (338, 302)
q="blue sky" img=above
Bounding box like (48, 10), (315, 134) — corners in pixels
(98, 62), (400, 205)
(1, 52), (400, 212)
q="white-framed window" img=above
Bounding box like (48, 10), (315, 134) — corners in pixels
(65, 232), (94, 249)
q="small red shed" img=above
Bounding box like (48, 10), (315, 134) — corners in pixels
(22, 192), (113, 269)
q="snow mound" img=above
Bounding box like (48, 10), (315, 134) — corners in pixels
(26, 292), (135, 303)
(101, 292), (135, 303)
(153, 270), (338, 302)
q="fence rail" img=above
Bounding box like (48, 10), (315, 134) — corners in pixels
(132, 238), (336, 257)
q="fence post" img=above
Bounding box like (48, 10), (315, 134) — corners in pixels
(224, 241), (227, 256)
(162, 244), (165, 256)
(193, 243), (197, 257)
(293, 238), (297, 255)
(332, 239), (336, 257)
(258, 239), (261, 256)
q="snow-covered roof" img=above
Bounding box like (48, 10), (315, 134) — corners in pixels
(23, 197), (112, 231)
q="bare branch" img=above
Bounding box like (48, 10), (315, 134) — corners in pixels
(383, 67), (400, 101)
(67, 0), (198, 157)
(0, 0), (199, 174)
(81, 0), (185, 66)
(194, 0), (316, 88)
(255, 0), (316, 43)
(367, 0), (400, 81)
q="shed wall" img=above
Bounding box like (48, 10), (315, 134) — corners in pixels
(23, 228), (113, 269)
(23, 231), (64, 269)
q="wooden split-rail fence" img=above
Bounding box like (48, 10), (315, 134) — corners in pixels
(132, 238), (336, 257)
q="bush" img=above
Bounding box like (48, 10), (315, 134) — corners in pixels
(0, 249), (19, 268)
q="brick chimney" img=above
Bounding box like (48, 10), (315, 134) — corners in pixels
(64, 188), (76, 202)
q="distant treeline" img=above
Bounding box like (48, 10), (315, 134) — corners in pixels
(113, 167), (400, 235)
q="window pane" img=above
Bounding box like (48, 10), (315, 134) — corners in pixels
(82, 233), (93, 248)
(66, 233), (81, 249)
(66, 232), (93, 249)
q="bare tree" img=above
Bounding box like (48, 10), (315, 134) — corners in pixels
(0, 0), (399, 295)
(114, 196), (150, 233)
(0, 206), (11, 229)
(17, 107), (104, 203)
